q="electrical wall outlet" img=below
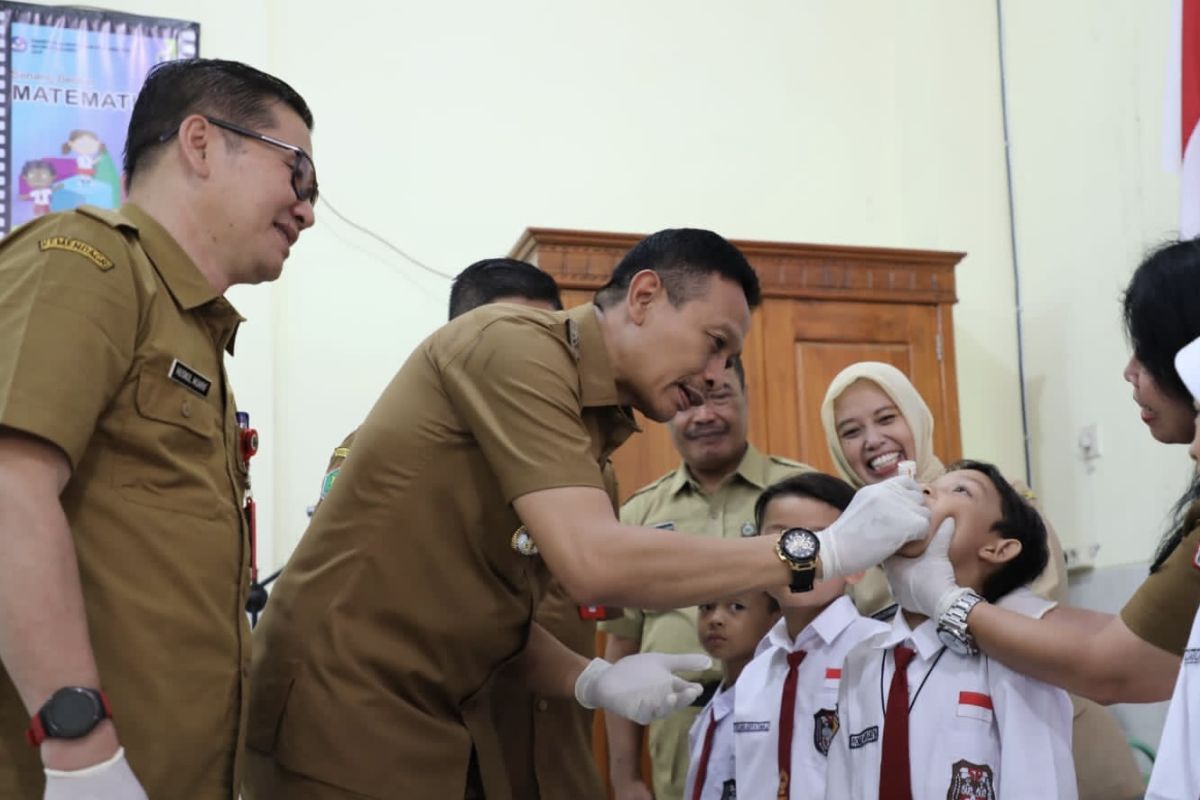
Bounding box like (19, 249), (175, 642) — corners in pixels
(1063, 542), (1101, 572)
(1078, 424), (1101, 461)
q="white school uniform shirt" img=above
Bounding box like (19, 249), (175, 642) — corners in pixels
(733, 595), (888, 799)
(825, 610), (1077, 800)
(1145, 605), (1200, 799)
(683, 683), (738, 800)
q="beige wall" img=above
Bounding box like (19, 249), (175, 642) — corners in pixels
(33, 0), (1185, 571)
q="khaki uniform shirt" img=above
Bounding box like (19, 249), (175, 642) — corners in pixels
(1122, 502), (1200, 656)
(247, 303), (635, 798)
(313, 433), (608, 800)
(599, 446), (809, 800)
(0, 205), (251, 799)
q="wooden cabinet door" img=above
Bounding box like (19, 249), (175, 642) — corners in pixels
(757, 297), (961, 475)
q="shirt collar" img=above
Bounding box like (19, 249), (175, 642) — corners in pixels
(879, 609), (943, 661)
(118, 203), (245, 354)
(760, 595), (861, 655)
(666, 443), (771, 497)
(120, 204), (221, 311)
(710, 683), (736, 720)
(569, 303), (622, 408)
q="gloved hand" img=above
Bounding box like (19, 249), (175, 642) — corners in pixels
(575, 652), (711, 725)
(44, 747), (148, 800)
(882, 517), (967, 619)
(816, 477), (931, 579)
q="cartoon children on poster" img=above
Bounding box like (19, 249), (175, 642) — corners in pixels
(18, 129), (122, 218)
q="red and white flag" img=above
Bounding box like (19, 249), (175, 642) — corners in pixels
(1167, 0), (1200, 237)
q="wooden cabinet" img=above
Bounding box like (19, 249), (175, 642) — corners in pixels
(511, 228), (965, 497)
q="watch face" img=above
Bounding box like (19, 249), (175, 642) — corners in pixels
(781, 528), (818, 560)
(45, 688), (103, 738)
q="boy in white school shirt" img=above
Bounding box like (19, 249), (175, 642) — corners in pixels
(682, 589), (780, 800)
(826, 460), (1076, 800)
(732, 472), (889, 800)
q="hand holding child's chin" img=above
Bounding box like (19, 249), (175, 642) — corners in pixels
(895, 515), (947, 558)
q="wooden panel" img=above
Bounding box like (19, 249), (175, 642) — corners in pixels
(513, 227), (962, 304)
(761, 299), (960, 472)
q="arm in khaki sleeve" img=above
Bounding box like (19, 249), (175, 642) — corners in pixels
(967, 603), (1180, 704)
(603, 633), (651, 798)
(515, 485), (790, 607)
(0, 430), (121, 770)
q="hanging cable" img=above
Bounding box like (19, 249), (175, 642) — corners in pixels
(317, 195), (457, 281)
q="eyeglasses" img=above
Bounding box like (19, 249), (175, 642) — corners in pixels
(159, 116), (319, 204)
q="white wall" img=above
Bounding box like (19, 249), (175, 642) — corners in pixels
(263, 0), (1030, 559)
(1003, 0), (1186, 569)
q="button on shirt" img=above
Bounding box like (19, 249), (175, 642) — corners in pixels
(733, 595), (887, 799)
(825, 611), (1077, 800)
(683, 684), (737, 800)
(1146, 605), (1200, 799)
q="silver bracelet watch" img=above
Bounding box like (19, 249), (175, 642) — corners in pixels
(936, 589), (986, 656)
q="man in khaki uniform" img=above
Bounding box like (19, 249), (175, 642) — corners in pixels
(245, 228), (935, 798)
(0, 60), (316, 798)
(315, 258), (608, 800)
(602, 358), (809, 800)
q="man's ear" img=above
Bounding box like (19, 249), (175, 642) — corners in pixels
(176, 114), (214, 178)
(625, 269), (664, 326)
(978, 538), (1022, 566)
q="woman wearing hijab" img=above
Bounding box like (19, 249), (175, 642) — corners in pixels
(821, 360), (1144, 800)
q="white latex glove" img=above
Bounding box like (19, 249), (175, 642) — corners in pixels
(575, 652), (712, 725)
(882, 517), (967, 619)
(44, 747), (148, 800)
(816, 477), (931, 579)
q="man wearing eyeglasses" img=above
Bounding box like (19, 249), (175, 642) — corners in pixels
(0, 58), (316, 800)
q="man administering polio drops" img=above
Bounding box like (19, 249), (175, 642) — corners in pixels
(245, 228), (932, 798)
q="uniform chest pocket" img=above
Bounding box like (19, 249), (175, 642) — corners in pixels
(134, 367), (219, 439)
(115, 367), (227, 517)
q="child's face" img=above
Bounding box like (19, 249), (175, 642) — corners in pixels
(697, 591), (778, 664)
(900, 469), (1012, 589)
(25, 167), (53, 187)
(70, 134), (102, 155)
(759, 494), (850, 609)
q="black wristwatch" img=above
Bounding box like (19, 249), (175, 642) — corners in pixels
(775, 527), (820, 593)
(25, 687), (112, 747)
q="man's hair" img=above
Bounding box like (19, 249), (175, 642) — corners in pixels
(124, 58), (313, 188)
(1122, 238), (1200, 406)
(448, 258), (562, 320)
(946, 460), (1049, 603)
(754, 472), (856, 533)
(594, 228), (762, 311)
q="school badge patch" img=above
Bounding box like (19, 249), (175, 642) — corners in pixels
(946, 759), (995, 800)
(812, 708), (839, 755)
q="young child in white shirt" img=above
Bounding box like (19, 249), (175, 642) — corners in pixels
(825, 459), (1077, 800)
(732, 472), (889, 799)
(682, 589), (780, 800)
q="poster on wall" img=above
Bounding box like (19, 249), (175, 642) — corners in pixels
(0, 2), (198, 236)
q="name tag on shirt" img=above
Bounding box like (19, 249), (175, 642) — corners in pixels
(824, 667), (841, 691)
(849, 726), (878, 749)
(956, 691), (994, 722)
(168, 359), (212, 397)
(651, 521), (676, 531)
(734, 721), (769, 733)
